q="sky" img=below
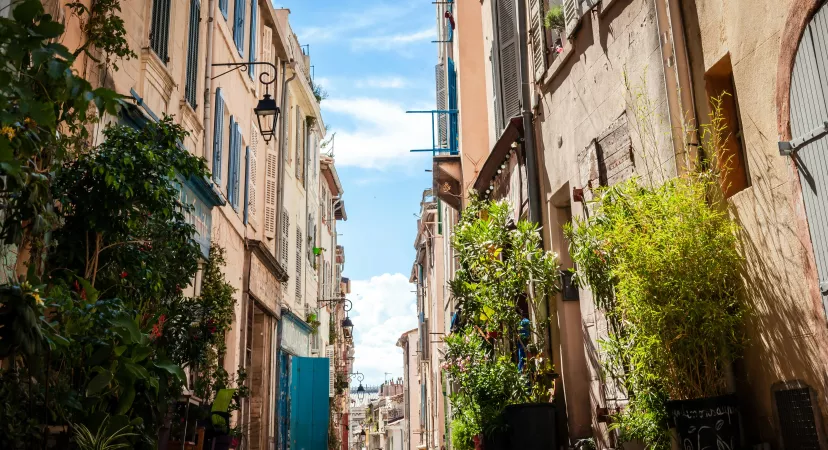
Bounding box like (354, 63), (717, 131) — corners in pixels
(273, 0), (436, 386)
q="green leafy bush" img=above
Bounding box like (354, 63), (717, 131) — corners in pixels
(444, 197), (560, 437)
(566, 174), (745, 448)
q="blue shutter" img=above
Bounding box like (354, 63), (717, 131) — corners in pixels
(227, 116), (236, 202)
(219, 0), (228, 19)
(289, 357), (330, 450)
(248, 0), (257, 78)
(212, 89), (225, 183)
(184, 0), (201, 108)
(244, 146), (250, 224)
(233, 0), (245, 56)
(448, 58), (459, 155)
(233, 123), (242, 209)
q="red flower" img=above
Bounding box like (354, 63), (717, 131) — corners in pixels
(120, 271), (128, 279)
(73, 280), (80, 292)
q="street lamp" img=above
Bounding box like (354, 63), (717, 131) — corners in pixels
(211, 61), (281, 143)
(342, 316), (354, 339)
(253, 93), (279, 143)
(356, 382), (366, 402)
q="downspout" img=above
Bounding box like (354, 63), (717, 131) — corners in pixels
(653, 0), (698, 175)
(516, 0), (543, 228)
(274, 62), (297, 256)
(202, 0), (217, 161)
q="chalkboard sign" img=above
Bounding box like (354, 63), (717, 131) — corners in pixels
(666, 394), (741, 450)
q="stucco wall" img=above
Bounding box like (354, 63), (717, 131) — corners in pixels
(683, 0), (828, 442)
(533, 0), (674, 444)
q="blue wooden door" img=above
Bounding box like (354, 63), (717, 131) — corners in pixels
(278, 351), (290, 450)
(289, 357), (330, 450)
(791, 1), (828, 318)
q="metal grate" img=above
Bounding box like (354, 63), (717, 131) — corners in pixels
(184, 0), (200, 108)
(149, 0), (171, 63)
(775, 387), (820, 449)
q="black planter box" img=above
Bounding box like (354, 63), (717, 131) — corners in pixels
(485, 403), (557, 450)
(666, 394), (741, 449)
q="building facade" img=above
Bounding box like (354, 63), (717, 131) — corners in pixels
(50, 0), (353, 448)
(410, 0), (828, 448)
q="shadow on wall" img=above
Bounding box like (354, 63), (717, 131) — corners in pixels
(728, 132), (828, 444)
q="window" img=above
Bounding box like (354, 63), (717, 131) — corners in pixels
(185, 0), (200, 108)
(149, 0), (172, 63)
(227, 117), (242, 210)
(212, 89), (226, 183)
(295, 227), (303, 302)
(705, 54), (749, 198)
(233, 0), (246, 56)
(219, 0), (228, 19)
(248, 0), (257, 78)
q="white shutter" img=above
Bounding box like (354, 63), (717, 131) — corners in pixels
(249, 124), (259, 227)
(280, 209), (290, 265)
(435, 64), (447, 147)
(260, 26), (273, 96)
(563, 0), (581, 37)
(265, 152), (277, 235)
(295, 227), (303, 302)
(327, 346), (335, 398)
(529, 0), (546, 81)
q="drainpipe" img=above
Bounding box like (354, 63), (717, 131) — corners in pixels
(202, 0), (217, 161)
(516, 0), (543, 228)
(274, 62), (297, 255)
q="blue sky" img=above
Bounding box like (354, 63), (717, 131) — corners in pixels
(273, 0), (435, 385)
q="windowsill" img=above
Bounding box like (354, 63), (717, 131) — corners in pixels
(141, 48), (177, 103)
(542, 38), (576, 87)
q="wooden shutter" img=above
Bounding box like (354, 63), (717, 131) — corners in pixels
(219, 0), (228, 18)
(563, 0), (580, 37)
(248, 125), (259, 227)
(248, 0), (257, 78)
(295, 108), (302, 180)
(326, 346), (335, 398)
(529, 0), (546, 81)
(261, 26), (274, 96)
(790, 2), (828, 316)
(227, 116), (237, 202)
(295, 227), (303, 302)
(494, 0), (521, 125)
(435, 63), (447, 147)
(212, 89), (225, 183)
(185, 0), (200, 108)
(281, 209), (290, 265)
(265, 152), (277, 235)
(448, 58), (458, 154)
(234, 123), (242, 209)
(244, 146), (251, 224)
(233, 0), (245, 55)
(149, 0), (171, 63)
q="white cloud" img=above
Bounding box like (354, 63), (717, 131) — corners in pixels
(355, 76), (410, 89)
(296, 3), (418, 44)
(349, 273), (417, 385)
(322, 97), (434, 169)
(350, 28), (435, 52)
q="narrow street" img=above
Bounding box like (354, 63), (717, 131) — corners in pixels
(0, 0), (827, 450)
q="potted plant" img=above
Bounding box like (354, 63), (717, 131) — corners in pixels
(566, 100), (746, 449)
(444, 198), (561, 450)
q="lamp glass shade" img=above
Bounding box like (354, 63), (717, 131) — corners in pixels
(254, 94), (280, 143)
(342, 316), (354, 337)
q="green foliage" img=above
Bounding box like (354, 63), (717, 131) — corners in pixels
(444, 197), (560, 436)
(66, 0), (135, 69)
(73, 416), (138, 450)
(450, 414), (477, 450)
(566, 175), (745, 448)
(0, 0), (126, 271)
(543, 6), (565, 30)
